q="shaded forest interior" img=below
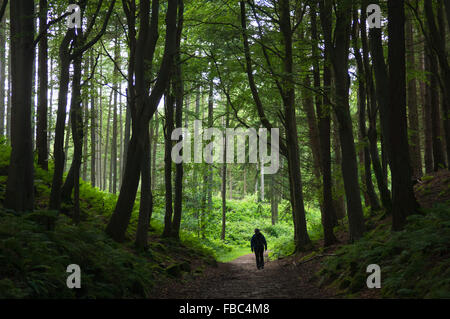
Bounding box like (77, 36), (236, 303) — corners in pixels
(0, 0), (449, 299)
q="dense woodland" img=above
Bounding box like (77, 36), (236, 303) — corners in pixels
(0, 0), (449, 299)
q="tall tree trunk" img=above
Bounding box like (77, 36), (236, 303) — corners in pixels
(387, 0), (420, 230)
(82, 98), (88, 181)
(424, 0), (450, 165)
(243, 165), (247, 196)
(302, 75), (322, 207)
(352, 10), (381, 212)
(331, 114), (346, 220)
(310, 2), (337, 245)
(90, 52), (96, 187)
(423, 45), (434, 174)
(427, 48), (446, 170)
(97, 59), (103, 189)
(207, 79), (213, 211)
(320, 0), (365, 241)
(171, 1), (184, 240)
(136, 123), (152, 248)
(280, 0), (311, 249)
(406, 12), (422, 178)
(6, 34), (10, 141)
(63, 111), (71, 172)
(270, 174), (278, 225)
(111, 36), (119, 194)
(162, 89), (174, 237)
(151, 111), (158, 191)
(47, 57), (53, 154)
(119, 83), (123, 188)
(5, 0), (35, 212)
(70, 46), (83, 223)
(108, 0), (176, 243)
(49, 28), (75, 210)
(0, 5), (5, 137)
(103, 90), (112, 191)
(221, 104), (229, 241)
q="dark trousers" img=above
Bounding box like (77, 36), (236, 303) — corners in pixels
(254, 247), (264, 269)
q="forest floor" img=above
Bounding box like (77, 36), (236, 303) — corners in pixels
(152, 169), (450, 299)
(152, 251), (336, 299)
(151, 220), (378, 299)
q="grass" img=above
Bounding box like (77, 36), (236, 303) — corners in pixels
(216, 246), (251, 263)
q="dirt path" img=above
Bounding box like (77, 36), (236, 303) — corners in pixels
(154, 252), (335, 299)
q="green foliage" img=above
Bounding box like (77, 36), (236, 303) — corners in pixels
(0, 210), (154, 298)
(159, 195), (298, 261)
(0, 141), (214, 298)
(317, 205), (450, 298)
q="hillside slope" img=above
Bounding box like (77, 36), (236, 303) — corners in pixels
(0, 142), (215, 298)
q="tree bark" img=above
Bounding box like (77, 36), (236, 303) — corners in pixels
(423, 47), (434, 174)
(424, 0), (450, 165)
(162, 89), (174, 237)
(427, 48), (446, 170)
(352, 10), (381, 212)
(387, 0), (420, 230)
(280, 0), (311, 249)
(406, 12), (423, 178)
(90, 52), (96, 187)
(5, 0), (35, 212)
(320, 0), (365, 241)
(0, 4), (5, 137)
(171, 0), (184, 240)
(103, 90), (112, 191)
(310, 2), (337, 245)
(108, 0), (178, 243)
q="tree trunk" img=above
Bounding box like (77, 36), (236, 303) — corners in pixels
(119, 83), (123, 188)
(221, 105), (229, 241)
(270, 174), (278, 225)
(107, 0), (177, 243)
(423, 47), (434, 174)
(280, 0), (311, 249)
(320, 0), (365, 241)
(162, 89), (174, 237)
(424, 0), (450, 165)
(70, 47), (83, 223)
(111, 36), (119, 194)
(49, 27), (75, 210)
(352, 10), (381, 212)
(5, 0), (35, 212)
(427, 48), (446, 170)
(90, 52), (96, 187)
(171, 2), (184, 239)
(387, 0), (420, 230)
(103, 90), (112, 191)
(151, 111), (158, 191)
(0, 5), (5, 137)
(310, 1), (337, 245)
(135, 123), (151, 248)
(6, 32), (10, 141)
(406, 12), (422, 178)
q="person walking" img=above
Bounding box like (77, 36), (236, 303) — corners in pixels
(251, 228), (267, 270)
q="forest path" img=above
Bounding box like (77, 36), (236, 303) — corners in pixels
(154, 252), (334, 299)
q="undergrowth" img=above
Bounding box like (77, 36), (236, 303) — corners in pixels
(316, 204), (450, 298)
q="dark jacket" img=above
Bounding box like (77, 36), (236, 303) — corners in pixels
(251, 233), (267, 251)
